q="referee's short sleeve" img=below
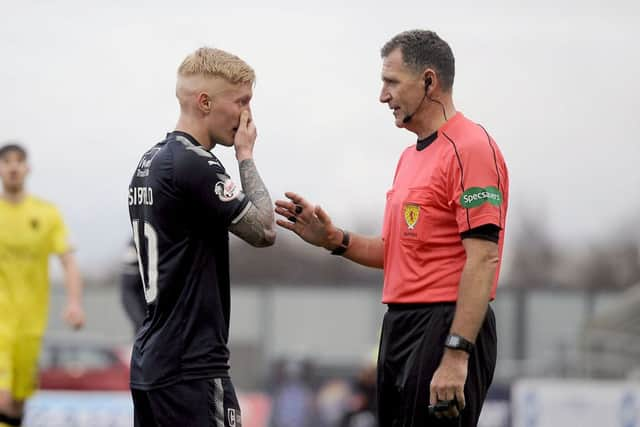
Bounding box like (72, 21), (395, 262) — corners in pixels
(446, 136), (506, 233)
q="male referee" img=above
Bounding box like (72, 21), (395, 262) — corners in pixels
(276, 30), (509, 426)
(128, 47), (275, 426)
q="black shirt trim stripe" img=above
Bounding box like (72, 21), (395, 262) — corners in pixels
(460, 223), (500, 243)
(478, 124), (503, 228)
(441, 131), (471, 230)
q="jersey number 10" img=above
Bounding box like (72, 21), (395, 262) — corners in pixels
(131, 220), (159, 304)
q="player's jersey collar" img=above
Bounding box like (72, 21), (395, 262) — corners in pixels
(168, 130), (202, 147)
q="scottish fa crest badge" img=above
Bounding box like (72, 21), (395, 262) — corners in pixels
(404, 204), (420, 229)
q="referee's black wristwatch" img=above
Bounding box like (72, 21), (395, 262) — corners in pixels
(330, 229), (350, 255)
(444, 334), (474, 354)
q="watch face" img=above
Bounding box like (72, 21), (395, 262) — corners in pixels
(449, 336), (461, 346)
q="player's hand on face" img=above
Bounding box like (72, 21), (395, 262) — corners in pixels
(429, 352), (468, 419)
(275, 192), (337, 248)
(63, 301), (85, 330)
(233, 110), (257, 161)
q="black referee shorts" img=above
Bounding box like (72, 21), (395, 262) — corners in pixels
(132, 377), (242, 427)
(377, 302), (496, 427)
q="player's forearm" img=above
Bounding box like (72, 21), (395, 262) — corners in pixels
(60, 252), (83, 303)
(237, 159), (276, 245)
(448, 243), (498, 344)
(329, 232), (384, 269)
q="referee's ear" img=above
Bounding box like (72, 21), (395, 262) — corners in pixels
(422, 69), (437, 93)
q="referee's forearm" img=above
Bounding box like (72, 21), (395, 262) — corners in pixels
(449, 250), (498, 343)
(341, 234), (384, 269)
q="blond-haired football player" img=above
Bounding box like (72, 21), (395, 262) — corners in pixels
(128, 47), (275, 426)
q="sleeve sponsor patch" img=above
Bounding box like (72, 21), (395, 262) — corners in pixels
(460, 186), (502, 208)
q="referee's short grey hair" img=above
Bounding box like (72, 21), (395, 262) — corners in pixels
(381, 30), (455, 92)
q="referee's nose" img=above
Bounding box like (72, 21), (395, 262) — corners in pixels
(380, 87), (391, 104)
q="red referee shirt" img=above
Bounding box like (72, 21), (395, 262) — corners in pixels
(382, 112), (509, 303)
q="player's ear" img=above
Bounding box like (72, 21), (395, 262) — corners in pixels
(197, 92), (212, 114)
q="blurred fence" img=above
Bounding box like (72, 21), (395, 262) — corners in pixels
(47, 284), (638, 389)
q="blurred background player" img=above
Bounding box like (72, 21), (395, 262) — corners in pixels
(0, 143), (85, 427)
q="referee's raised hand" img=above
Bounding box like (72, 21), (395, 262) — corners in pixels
(275, 192), (342, 250)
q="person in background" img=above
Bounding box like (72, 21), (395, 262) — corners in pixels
(0, 143), (85, 427)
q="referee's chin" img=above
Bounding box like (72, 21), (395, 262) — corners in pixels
(394, 118), (407, 129)
(393, 111), (407, 129)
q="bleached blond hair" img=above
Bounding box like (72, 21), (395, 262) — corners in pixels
(177, 47), (255, 84)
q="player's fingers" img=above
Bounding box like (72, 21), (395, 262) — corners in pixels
(247, 117), (257, 136)
(429, 384), (437, 406)
(64, 311), (82, 329)
(239, 110), (250, 128)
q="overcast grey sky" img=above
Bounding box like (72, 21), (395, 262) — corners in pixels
(1, 0), (639, 275)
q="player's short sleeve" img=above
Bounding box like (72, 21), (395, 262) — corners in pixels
(446, 137), (507, 233)
(48, 207), (71, 255)
(174, 151), (250, 227)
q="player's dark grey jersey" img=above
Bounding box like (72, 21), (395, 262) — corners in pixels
(128, 131), (250, 390)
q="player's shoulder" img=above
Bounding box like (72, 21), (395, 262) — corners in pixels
(27, 195), (60, 212)
(168, 132), (226, 174)
(20, 195), (64, 221)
